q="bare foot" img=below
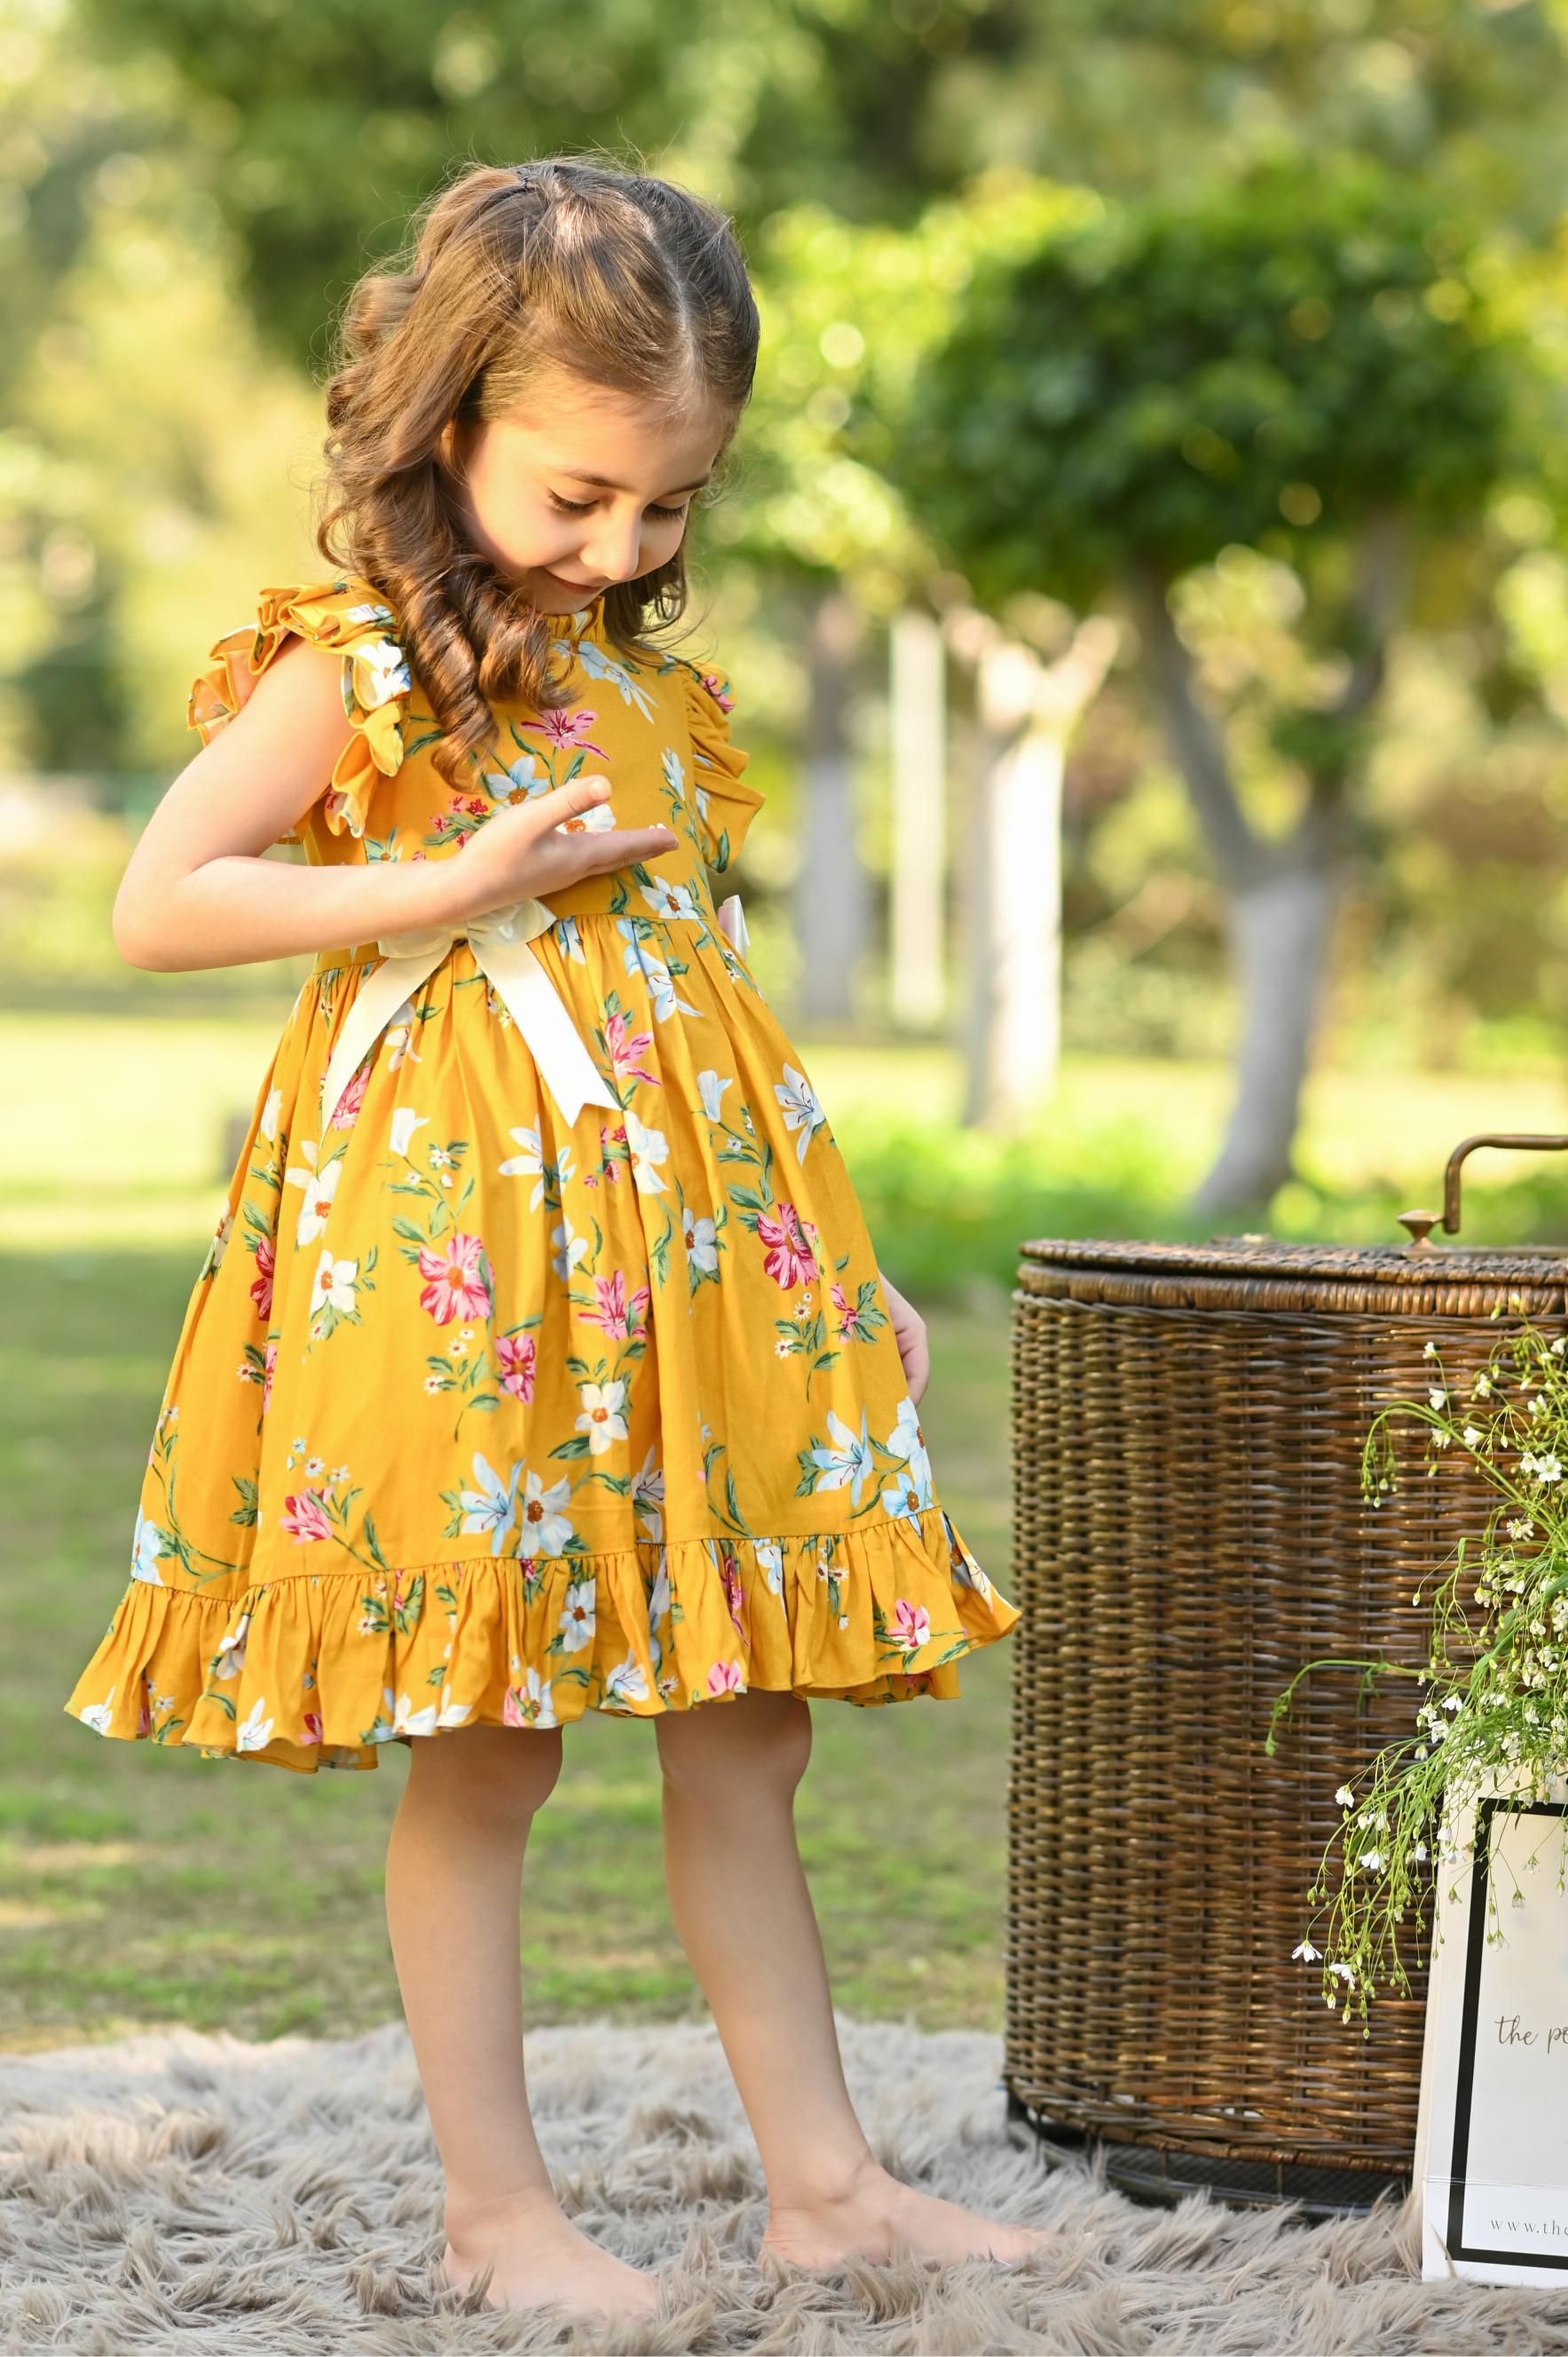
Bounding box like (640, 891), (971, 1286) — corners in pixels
(441, 2182), (661, 2321)
(760, 2155), (1061, 2272)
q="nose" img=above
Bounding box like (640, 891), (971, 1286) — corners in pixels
(579, 509), (645, 585)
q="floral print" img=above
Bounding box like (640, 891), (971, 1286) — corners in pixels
(62, 575), (1020, 1773)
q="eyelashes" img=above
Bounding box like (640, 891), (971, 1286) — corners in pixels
(548, 492), (689, 524)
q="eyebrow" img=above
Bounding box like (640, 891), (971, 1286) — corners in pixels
(557, 468), (713, 495)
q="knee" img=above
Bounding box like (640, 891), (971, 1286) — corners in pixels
(658, 1690), (812, 1805)
(406, 1721), (563, 1828)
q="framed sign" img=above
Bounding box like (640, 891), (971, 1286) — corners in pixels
(1414, 1780), (1568, 2284)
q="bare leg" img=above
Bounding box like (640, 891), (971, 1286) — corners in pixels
(655, 1688), (1060, 2269)
(383, 1721), (659, 2320)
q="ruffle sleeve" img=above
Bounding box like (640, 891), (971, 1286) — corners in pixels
(682, 656), (766, 871)
(185, 577), (415, 847)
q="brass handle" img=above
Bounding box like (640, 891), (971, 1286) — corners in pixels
(1398, 1132), (1568, 1249)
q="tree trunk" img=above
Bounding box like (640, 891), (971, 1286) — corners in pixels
(1190, 863), (1342, 1218)
(958, 710), (1064, 1127)
(1130, 569), (1365, 1222)
(795, 585), (870, 1026)
(943, 605), (1119, 1131)
(888, 603), (947, 1032)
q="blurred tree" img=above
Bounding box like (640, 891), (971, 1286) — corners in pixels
(875, 157), (1525, 1211)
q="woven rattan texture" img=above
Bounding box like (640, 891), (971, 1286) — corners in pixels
(1005, 1241), (1568, 2177)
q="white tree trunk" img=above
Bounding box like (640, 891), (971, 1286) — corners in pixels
(942, 607), (1120, 1131)
(795, 586), (869, 1026)
(960, 709), (1064, 1127)
(1190, 864), (1341, 1218)
(888, 605), (947, 1031)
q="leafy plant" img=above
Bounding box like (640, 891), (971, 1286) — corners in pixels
(1267, 1308), (1568, 2038)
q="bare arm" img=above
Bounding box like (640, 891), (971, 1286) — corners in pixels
(114, 634), (679, 974)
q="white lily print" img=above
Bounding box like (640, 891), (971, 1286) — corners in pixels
(682, 1203), (719, 1275)
(616, 920), (700, 1021)
(498, 1123), (575, 1210)
(881, 1398), (934, 1519)
(557, 1576), (597, 1653)
(389, 1106), (429, 1160)
(810, 1407), (874, 1508)
(518, 1469), (575, 1558)
(259, 1084), (283, 1144)
(130, 1506), (168, 1585)
(550, 1211), (590, 1281)
(459, 1452), (524, 1554)
(356, 634), (413, 706)
(632, 1447), (665, 1540)
(310, 1248), (359, 1321)
(236, 1698), (275, 1754)
(79, 1690), (116, 1735)
(606, 1652), (650, 1705)
(776, 1065), (827, 1164)
(756, 1538), (785, 1596)
(551, 911), (588, 964)
(697, 1068), (732, 1123)
(623, 1108), (669, 1193)
(639, 876), (703, 925)
(284, 1140), (340, 1246)
(576, 1377), (630, 1455)
(481, 750), (547, 801)
(577, 636), (656, 718)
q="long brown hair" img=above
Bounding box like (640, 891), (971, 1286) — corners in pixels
(315, 154), (760, 790)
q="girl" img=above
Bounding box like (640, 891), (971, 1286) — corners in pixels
(62, 156), (1040, 2322)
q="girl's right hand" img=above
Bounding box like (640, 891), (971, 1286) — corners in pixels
(440, 776), (679, 921)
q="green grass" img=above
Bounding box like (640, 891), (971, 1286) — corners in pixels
(7, 990), (1565, 2054)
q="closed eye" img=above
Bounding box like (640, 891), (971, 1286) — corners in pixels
(548, 491), (689, 523)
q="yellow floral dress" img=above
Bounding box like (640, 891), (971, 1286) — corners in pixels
(62, 575), (1020, 1773)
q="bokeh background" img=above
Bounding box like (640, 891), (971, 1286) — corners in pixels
(6, 1), (1568, 2054)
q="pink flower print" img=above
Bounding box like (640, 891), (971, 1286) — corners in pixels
(328, 1060), (370, 1131)
(532, 705), (608, 756)
(463, 795), (489, 815)
(581, 1269), (650, 1340)
(720, 1549), (745, 1634)
(280, 1488), (334, 1543)
(261, 1336), (279, 1415)
(757, 1202), (817, 1290)
(497, 1330), (537, 1403)
(137, 1695), (153, 1737)
(891, 1598), (931, 1654)
(698, 670), (734, 714)
(603, 1009), (658, 1088)
(301, 1711), (323, 1745)
(707, 1659), (745, 1696)
(249, 1231), (276, 1321)
(417, 1232), (490, 1324)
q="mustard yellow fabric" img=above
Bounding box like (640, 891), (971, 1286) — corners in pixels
(62, 577), (1020, 1772)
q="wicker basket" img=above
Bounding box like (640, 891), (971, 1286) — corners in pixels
(1003, 1135), (1568, 2217)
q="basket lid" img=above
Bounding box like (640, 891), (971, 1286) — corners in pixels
(1016, 1235), (1568, 1317)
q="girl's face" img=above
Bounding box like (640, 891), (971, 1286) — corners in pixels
(444, 372), (724, 615)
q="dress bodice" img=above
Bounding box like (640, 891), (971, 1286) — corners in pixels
(186, 576), (767, 964)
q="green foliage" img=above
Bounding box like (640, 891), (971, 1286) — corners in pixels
(878, 157), (1520, 608)
(1271, 1318), (1568, 2037)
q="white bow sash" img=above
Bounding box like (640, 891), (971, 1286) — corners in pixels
(714, 891), (748, 954)
(319, 897), (621, 1134)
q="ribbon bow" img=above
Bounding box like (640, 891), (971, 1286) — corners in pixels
(319, 897), (620, 1135)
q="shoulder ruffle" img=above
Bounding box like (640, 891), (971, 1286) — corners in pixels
(680, 655), (766, 871)
(186, 577), (415, 845)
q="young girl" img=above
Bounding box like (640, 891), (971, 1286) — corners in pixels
(62, 155), (1039, 2322)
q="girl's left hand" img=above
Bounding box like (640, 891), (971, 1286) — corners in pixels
(877, 1266), (930, 1406)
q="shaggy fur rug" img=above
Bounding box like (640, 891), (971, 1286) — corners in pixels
(2, 2011), (1566, 2354)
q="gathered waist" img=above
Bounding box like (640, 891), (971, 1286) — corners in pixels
(307, 892), (719, 976)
